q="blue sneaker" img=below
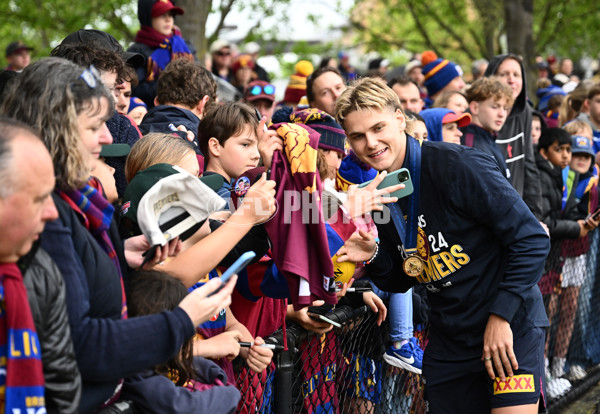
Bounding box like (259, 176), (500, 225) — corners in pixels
(383, 338), (423, 374)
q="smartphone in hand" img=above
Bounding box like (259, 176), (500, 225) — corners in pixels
(307, 304), (341, 328)
(358, 168), (414, 199)
(586, 208), (600, 221)
(307, 313), (342, 328)
(209, 251), (256, 296)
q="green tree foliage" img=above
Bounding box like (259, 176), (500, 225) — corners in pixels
(0, 0), (294, 67)
(0, 0), (136, 63)
(350, 0), (600, 65)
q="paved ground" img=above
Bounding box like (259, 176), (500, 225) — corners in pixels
(560, 381), (600, 413)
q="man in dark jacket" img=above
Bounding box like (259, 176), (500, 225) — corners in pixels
(0, 118), (59, 414)
(21, 242), (82, 414)
(335, 78), (551, 413)
(484, 54), (543, 219)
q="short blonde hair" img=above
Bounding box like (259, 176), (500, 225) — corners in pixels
(335, 77), (402, 127)
(125, 133), (196, 182)
(563, 119), (593, 139)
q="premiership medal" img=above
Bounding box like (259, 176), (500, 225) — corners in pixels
(403, 255), (424, 277)
(401, 246), (424, 277)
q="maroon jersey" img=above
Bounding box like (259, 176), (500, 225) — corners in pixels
(265, 122), (337, 309)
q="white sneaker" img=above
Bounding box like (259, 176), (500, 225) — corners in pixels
(547, 377), (572, 399)
(567, 364), (587, 381)
(552, 357), (566, 378)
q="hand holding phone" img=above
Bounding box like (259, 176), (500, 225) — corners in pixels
(209, 251), (256, 296)
(343, 169), (411, 219)
(306, 304), (341, 328)
(358, 168), (413, 199)
(586, 208), (600, 222)
(307, 312), (342, 328)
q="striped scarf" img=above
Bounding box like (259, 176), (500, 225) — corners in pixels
(0, 263), (45, 413)
(57, 178), (128, 318)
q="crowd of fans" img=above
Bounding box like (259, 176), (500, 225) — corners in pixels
(3, 0), (600, 413)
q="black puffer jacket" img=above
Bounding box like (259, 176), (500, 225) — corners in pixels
(20, 242), (82, 414)
(535, 151), (580, 240)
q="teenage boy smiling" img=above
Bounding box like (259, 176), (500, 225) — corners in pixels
(335, 78), (550, 414)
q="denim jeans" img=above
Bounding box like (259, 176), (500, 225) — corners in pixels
(370, 282), (414, 341)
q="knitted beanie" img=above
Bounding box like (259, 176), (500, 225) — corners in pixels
(335, 151), (378, 192)
(421, 51), (463, 97)
(290, 108), (346, 155)
(283, 60), (314, 104)
(232, 54), (255, 74)
(128, 97), (147, 113)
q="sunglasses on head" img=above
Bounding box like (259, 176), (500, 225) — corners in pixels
(250, 84), (275, 96)
(75, 65), (101, 89)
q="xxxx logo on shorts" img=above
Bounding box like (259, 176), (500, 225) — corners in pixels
(493, 375), (535, 394)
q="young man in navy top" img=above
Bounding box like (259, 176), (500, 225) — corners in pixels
(335, 78), (550, 413)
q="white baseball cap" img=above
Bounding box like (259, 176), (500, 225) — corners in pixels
(132, 164), (226, 246)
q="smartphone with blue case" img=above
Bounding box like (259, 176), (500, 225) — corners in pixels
(209, 251), (256, 295)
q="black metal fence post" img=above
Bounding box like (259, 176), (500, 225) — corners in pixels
(273, 346), (295, 414)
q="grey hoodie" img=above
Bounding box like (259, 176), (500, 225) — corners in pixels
(484, 54), (543, 219)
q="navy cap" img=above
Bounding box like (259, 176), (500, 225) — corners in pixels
(571, 135), (594, 157)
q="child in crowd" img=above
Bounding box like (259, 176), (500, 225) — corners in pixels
(553, 122), (599, 381)
(140, 59), (217, 155)
(92, 159), (118, 204)
(198, 101), (261, 203)
(544, 94), (564, 128)
(461, 76), (514, 181)
(231, 54), (255, 95)
(271, 107), (347, 184)
(128, 0), (195, 107)
(532, 111), (547, 146)
(420, 108), (471, 144)
(432, 90), (468, 113)
(128, 97), (148, 125)
(121, 163), (273, 381)
(536, 77), (566, 125)
(575, 83), (600, 152)
(535, 128), (598, 398)
(558, 82), (590, 127)
(404, 110), (428, 141)
(120, 270), (241, 413)
(92, 143), (131, 205)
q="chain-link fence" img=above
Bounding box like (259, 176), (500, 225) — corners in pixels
(232, 230), (600, 413)
(233, 304), (428, 413)
(543, 229), (600, 411)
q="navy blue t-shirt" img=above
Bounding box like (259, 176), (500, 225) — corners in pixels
(368, 138), (550, 360)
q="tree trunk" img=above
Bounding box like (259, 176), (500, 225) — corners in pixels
(504, 0), (536, 99)
(176, 0), (212, 58)
(473, 0), (499, 59)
